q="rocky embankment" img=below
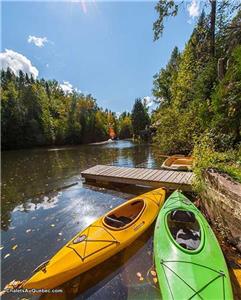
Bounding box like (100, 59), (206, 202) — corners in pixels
(201, 169), (241, 252)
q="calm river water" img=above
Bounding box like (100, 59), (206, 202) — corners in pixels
(1, 140), (166, 300)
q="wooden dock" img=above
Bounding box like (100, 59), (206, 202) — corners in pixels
(81, 165), (194, 191)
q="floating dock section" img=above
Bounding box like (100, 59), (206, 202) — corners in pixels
(81, 165), (194, 191)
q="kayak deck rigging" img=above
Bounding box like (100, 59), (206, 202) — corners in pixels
(160, 260), (227, 300)
(67, 225), (120, 262)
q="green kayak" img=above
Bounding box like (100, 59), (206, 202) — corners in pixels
(154, 190), (233, 300)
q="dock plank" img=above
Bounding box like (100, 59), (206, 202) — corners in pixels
(172, 172), (187, 184)
(142, 169), (161, 180)
(103, 166), (124, 177)
(134, 169), (152, 180)
(156, 170), (175, 182)
(179, 173), (190, 184)
(114, 167), (134, 178)
(127, 168), (146, 179)
(185, 172), (194, 184)
(166, 171), (181, 182)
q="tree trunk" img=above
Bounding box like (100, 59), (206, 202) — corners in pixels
(210, 0), (217, 57)
(217, 58), (225, 80)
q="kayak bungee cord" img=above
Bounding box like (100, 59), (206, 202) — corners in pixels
(188, 274), (225, 300)
(67, 224), (120, 262)
(160, 261), (175, 300)
(160, 259), (226, 300)
(160, 260), (203, 300)
(162, 260), (227, 274)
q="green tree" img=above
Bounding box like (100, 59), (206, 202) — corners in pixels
(211, 45), (241, 148)
(66, 93), (82, 144)
(131, 98), (150, 137)
(153, 1), (240, 57)
(1, 79), (26, 149)
(152, 11), (218, 153)
(152, 2), (240, 159)
(153, 46), (180, 105)
(0, 69), (114, 149)
(118, 112), (133, 139)
(153, 0), (178, 41)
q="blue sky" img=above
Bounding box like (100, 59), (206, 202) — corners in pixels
(1, 1), (200, 112)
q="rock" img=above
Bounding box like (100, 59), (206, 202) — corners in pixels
(236, 241), (241, 253)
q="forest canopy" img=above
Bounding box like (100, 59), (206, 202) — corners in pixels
(152, 1), (241, 182)
(1, 69), (151, 150)
(1, 69), (120, 150)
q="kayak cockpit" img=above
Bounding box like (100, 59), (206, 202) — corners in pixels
(167, 210), (201, 251)
(103, 199), (145, 229)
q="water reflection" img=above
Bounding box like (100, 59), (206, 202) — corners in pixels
(13, 193), (62, 212)
(1, 141), (165, 231)
(1, 141), (165, 300)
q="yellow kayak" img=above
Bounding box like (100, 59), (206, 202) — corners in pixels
(23, 188), (166, 290)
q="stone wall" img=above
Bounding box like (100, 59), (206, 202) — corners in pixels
(201, 169), (241, 252)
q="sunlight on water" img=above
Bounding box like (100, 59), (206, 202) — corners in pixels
(13, 193), (61, 212)
(1, 141), (166, 300)
(82, 215), (98, 227)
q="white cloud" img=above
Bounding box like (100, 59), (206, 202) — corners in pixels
(60, 81), (81, 94)
(0, 49), (39, 78)
(60, 81), (73, 93)
(116, 112), (121, 119)
(143, 96), (154, 108)
(188, 0), (200, 18)
(28, 35), (48, 47)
